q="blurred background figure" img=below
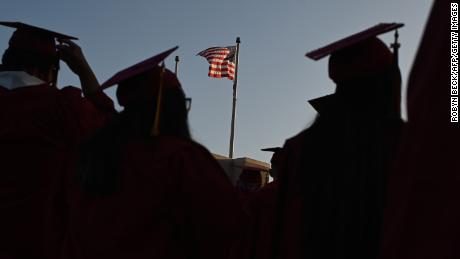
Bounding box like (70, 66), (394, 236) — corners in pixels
(262, 147), (284, 181)
(237, 167), (267, 193)
(382, 1), (460, 258)
(235, 147), (286, 259)
(0, 22), (114, 259)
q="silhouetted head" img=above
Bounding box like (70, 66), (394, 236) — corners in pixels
(306, 23), (404, 118)
(328, 37), (393, 83)
(261, 147), (285, 180)
(329, 37), (401, 118)
(0, 22), (77, 85)
(116, 66), (180, 106)
(115, 67), (190, 138)
(237, 168), (263, 192)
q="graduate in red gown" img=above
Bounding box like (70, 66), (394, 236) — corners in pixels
(0, 22), (114, 259)
(62, 47), (244, 259)
(273, 24), (405, 259)
(381, 1), (460, 258)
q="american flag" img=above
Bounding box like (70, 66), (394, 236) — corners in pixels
(197, 46), (236, 80)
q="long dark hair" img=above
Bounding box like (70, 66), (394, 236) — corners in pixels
(77, 86), (191, 196)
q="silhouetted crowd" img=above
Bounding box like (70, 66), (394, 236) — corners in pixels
(0, 1), (457, 259)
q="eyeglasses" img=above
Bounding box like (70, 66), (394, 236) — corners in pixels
(185, 98), (192, 112)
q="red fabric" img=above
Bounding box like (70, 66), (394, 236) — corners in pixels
(382, 1), (460, 259)
(235, 180), (279, 259)
(269, 130), (307, 259)
(0, 84), (114, 259)
(61, 136), (244, 259)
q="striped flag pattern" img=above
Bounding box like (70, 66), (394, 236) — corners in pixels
(197, 46), (236, 80)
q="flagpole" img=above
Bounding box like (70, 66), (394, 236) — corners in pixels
(391, 29), (400, 66)
(229, 37), (240, 158)
(174, 56), (179, 75)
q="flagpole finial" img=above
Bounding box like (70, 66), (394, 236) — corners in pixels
(391, 29), (400, 50)
(390, 29), (400, 65)
(236, 37), (241, 44)
(174, 56), (180, 75)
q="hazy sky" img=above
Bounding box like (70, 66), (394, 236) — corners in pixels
(0, 0), (433, 163)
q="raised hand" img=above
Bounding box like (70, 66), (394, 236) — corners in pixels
(57, 39), (100, 96)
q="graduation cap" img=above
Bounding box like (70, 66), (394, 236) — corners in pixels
(261, 147), (286, 170)
(101, 46), (180, 136)
(306, 23), (404, 83)
(101, 46), (178, 89)
(0, 21), (77, 55)
(308, 94), (337, 113)
(261, 147), (282, 153)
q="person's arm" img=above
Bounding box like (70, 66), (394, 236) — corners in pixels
(57, 39), (115, 141)
(57, 39), (100, 96)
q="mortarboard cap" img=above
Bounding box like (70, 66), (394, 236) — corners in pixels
(101, 46), (178, 90)
(308, 94), (337, 113)
(261, 147), (286, 174)
(0, 21), (77, 57)
(306, 23), (403, 60)
(262, 147), (284, 169)
(261, 147), (282, 153)
(306, 23), (404, 83)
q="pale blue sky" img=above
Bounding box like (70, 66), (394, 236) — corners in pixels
(0, 0), (433, 163)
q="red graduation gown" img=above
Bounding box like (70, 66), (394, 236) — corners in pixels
(62, 136), (244, 259)
(273, 131), (307, 259)
(234, 180), (280, 259)
(381, 1), (460, 258)
(276, 109), (401, 259)
(0, 84), (114, 259)
(232, 132), (306, 259)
